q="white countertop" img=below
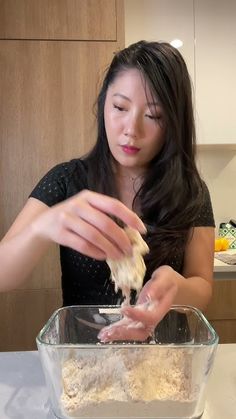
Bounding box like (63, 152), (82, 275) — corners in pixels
(0, 345), (235, 419)
(214, 249), (236, 273)
(203, 344), (236, 418)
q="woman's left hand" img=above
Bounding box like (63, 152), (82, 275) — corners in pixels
(98, 265), (178, 342)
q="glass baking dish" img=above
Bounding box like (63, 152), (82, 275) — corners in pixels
(36, 305), (218, 419)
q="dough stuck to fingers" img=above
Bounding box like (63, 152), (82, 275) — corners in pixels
(107, 227), (149, 304)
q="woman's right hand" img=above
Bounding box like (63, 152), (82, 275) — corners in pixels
(31, 190), (146, 260)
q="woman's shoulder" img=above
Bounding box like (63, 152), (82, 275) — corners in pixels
(46, 158), (87, 179)
(29, 158), (88, 206)
(194, 179), (215, 227)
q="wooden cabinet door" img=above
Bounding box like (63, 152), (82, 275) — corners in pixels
(0, 0), (117, 40)
(0, 1), (124, 351)
(0, 40), (120, 351)
(0, 41), (119, 235)
(205, 279), (236, 343)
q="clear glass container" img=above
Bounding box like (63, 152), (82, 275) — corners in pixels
(36, 305), (218, 419)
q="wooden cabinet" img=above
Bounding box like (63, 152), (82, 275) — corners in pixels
(0, 0), (125, 351)
(0, 0), (117, 40)
(204, 275), (236, 343)
(0, 40), (120, 234)
(124, 0), (236, 145)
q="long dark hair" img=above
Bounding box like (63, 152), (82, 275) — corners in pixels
(84, 40), (204, 278)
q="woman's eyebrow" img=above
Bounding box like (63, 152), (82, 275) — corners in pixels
(113, 93), (131, 102)
(113, 93), (160, 107)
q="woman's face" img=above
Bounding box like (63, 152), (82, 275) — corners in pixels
(104, 68), (166, 176)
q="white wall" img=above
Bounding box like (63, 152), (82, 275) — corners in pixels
(124, 0), (194, 81)
(197, 150), (236, 233)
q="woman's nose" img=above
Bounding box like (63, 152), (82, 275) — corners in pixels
(124, 114), (141, 139)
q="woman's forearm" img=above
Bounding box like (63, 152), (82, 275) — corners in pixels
(0, 225), (51, 292)
(173, 271), (213, 311)
(0, 191), (146, 293)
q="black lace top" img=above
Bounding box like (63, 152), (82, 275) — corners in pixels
(30, 159), (215, 306)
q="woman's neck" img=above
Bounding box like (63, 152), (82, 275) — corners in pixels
(115, 170), (144, 212)
(115, 165), (145, 182)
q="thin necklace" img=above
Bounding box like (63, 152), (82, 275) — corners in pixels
(118, 173), (143, 182)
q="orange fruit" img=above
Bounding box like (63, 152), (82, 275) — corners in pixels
(215, 239), (222, 251)
(220, 238), (229, 251)
(214, 238), (229, 251)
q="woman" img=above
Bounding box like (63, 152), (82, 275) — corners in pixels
(0, 41), (215, 341)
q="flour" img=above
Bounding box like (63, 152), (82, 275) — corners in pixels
(61, 346), (198, 417)
(107, 227), (149, 304)
(59, 229), (198, 418)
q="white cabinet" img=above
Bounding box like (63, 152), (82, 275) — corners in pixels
(195, 0), (236, 144)
(124, 0), (236, 145)
(125, 0), (195, 86)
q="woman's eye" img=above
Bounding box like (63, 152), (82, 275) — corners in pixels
(113, 104), (125, 112)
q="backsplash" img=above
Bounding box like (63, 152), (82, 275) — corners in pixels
(197, 148), (236, 235)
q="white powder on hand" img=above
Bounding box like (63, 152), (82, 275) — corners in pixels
(106, 227), (149, 304)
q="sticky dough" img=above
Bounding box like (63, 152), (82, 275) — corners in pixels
(106, 227), (149, 303)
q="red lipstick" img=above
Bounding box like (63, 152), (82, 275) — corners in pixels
(121, 145), (140, 155)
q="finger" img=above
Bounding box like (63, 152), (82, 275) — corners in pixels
(80, 191), (147, 233)
(69, 200), (134, 255)
(98, 323), (150, 342)
(122, 284), (177, 326)
(62, 213), (127, 259)
(58, 229), (107, 260)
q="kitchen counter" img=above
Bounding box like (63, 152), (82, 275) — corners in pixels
(0, 345), (235, 419)
(214, 249), (236, 273)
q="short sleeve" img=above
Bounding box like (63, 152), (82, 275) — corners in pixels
(193, 182), (215, 227)
(29, 160), (87, 207)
